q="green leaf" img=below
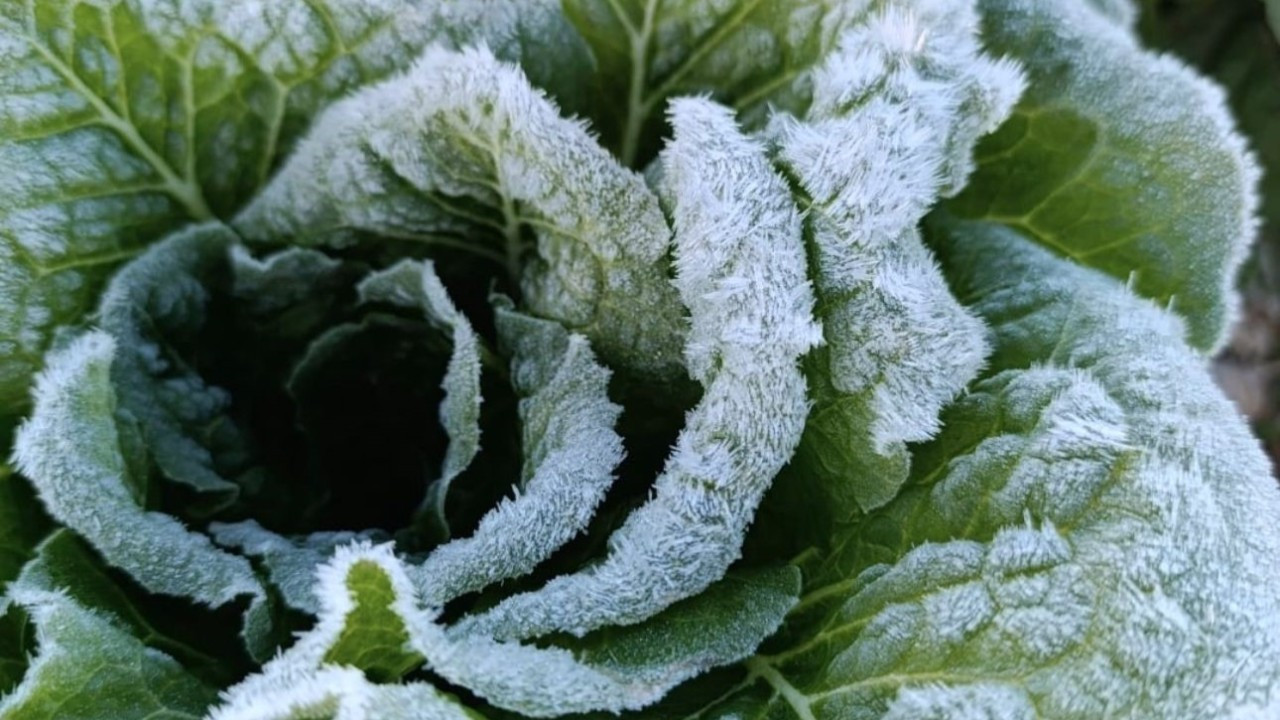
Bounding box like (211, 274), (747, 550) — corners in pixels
(0, 588), (216, 720)
(236, 45), (688, 381)
(10, 331), (273, 659)
(322, 559), (423, 683)
(1269, 0), (1280, 40)
(358, 260), (483, 540)
(409, 298), (623, 608)
(0, 0), (467, 417)
(768, 0), (1022, 524)
(948, 0), (1259, 352)
(1137, 0), (1280, 256)
(96, 223), (243, 510)
(573, 565), (800, 682)
(688, 221), (1280, 719)
(561, 0), (872, 164)
(459, 97), (820, 642)
(15, 529), (248, 687)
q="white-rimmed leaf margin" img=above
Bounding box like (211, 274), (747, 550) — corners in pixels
(358, 260), (484, 540)
(768, 0), (1026, 516)
(10, 331), (275, 660)
(236, 45), (687, 381)
(207, 543), (473, 720)
(211, 541), (799, 718)
(457, 96), (822, 641)
(408, 297), (625, 607)
(0, 585), (216, 720)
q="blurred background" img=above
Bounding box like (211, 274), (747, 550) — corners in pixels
(1139, 0), (1280, 468)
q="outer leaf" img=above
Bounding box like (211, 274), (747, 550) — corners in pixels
(236, 45), (687, 381)
(218, 542), (797, 719)
(0, 0), (589, 419)
(459, 98), (821, 641)
(948, 0), (1260, 352)
(0, 0), (433, 417)
(1270, 0), (1280, 41)
(1137, 0), (1280, 258)
(409, 299), (623, 608)
(96, 224), (243, 509)
(0, 468), (48, 590)
(0, 587), (215, 720)
(10, 332), (273, 659)
(560, 0), (871, 164)
(358, 260), (482, 540)
(15, 530), (244, 687)
(694, 223), (1280, 719)
(768, 0), (1023, 520)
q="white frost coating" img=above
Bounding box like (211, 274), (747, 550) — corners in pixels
(809, 221), (1280, 718)
(0, 586), (212, 718)
(457, 98), (821, 641)
(9, 332), (273, 658)
(210, 659), (470, 720)
(230, 244), (344, 315)
(96, 225), (240, 503)
(358, 260), (483, 538)
(237, 45), (686, 378)
(410, 301), (623, 607)
(882, 683), (1036, 720)
(768, 0), (1024, 510)
(210, 543), (474, 720)
(216, 542), (779, 718)
(976, 0), (1261, 354)
(209, 519), (383, 615)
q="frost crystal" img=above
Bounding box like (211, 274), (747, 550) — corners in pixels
(2, 0), (1277, 718)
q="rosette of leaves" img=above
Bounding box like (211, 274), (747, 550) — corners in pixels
(1, 0), (1278, 718)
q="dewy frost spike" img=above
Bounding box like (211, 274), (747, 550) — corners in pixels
(0, 0), (1277, 719)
